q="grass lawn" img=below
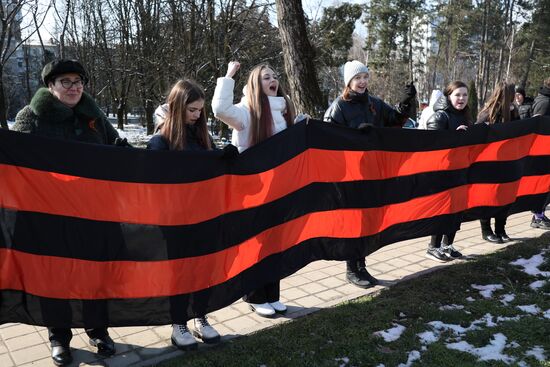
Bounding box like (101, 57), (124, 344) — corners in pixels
(159, 233), (550, 367)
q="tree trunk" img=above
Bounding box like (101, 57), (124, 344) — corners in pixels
(0, 76), (8, 129)
(520, 39), (535, 89)
(275, 0), (324, 116)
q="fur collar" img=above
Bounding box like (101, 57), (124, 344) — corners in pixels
(29, 88), (104, 123)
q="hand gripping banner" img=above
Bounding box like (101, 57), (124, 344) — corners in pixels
(1, 117), (549, 327)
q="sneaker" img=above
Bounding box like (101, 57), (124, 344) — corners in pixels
(442, 244), (463, 259)
(531, 215), (550, 229)
(249, 302), (275, 317)
(426, 247), (452, 262)
(269, 301), (287, 314)
(171, 324), (198, 350)
(193, 316), (220, 344)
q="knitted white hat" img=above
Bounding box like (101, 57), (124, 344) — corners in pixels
(343, 60), (369, 87)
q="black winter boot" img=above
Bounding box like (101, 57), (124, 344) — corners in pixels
(346, 259), (378, 288)
(480, 219), (502, 243)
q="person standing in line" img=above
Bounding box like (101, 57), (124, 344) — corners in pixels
(514, 87), (533, 120)
(147, 79), (221, 350)
(212, 61), (295, 317)
(425, 81), (473, 262)
(324, 60), (417, 288)
(12, 59), (118, 366)
(476, 81), (519, 243)
(418, 90), (443, 129)
(529, 76), (550, 229)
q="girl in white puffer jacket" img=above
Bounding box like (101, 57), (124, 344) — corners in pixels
(212, 61), (295, 317)
(212, 61), (295, 152)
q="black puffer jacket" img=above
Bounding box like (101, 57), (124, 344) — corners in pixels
(324, 91), (407, 128)
(13, 88), (118, 144)
(426, 96), (471, 131)
(531, 86), (550, 117)
(147, 125), (216, 152)
(517, 96), (533, 120)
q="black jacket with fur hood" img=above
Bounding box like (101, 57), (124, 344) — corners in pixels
(13, 88), (119, 145)
(426, 95), (471, 131)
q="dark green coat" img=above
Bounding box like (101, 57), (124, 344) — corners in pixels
(13, 88), (119, 145)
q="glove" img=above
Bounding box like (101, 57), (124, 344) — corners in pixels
(399, 82), (417, 105)
(222, 144), (239, 159)
(114, 137), (133, 147)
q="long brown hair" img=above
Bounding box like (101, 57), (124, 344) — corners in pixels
(246, 64), (295, 146)
(160, 79), (212, 151)
(478, 81), (515, 124)
(443, 80), (473, 124)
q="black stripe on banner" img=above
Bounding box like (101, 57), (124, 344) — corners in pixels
(307, 116), (550, 153)
(3, 155), (549, 260)
(2, 117), (550, 183)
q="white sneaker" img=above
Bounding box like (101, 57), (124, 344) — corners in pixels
(171, 324), (198, 350)
(193, 316), (220, 344)
(269, 301), (287, 314)
(249, 302), (275, 317)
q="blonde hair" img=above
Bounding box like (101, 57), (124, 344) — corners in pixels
(246, 64), (295, 146)
(160, 79), (212, 151)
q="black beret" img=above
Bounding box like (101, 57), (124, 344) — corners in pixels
(41, 59), (89, 85)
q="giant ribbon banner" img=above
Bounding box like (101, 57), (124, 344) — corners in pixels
(1, 117), (549, 327)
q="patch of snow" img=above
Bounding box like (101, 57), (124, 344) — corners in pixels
(525, 346), (546, 361)
(429, 320), (472, 334)
(544, 309), (550, 319)
(516, 304), (541, 314)
(335, 357), (349, 367)
(466, 296), (475, 302)
(374, 323), (406, 342)
(399, 312), (406, 318)
(397, 350), (421, 367)
(375, 364), (385, 367)
(500, 294), (515, 305)
(439, 304), (465, 311)
(446, 333), (515, 364)
(471, 284), (503, 298)
(496, 315), (521, 322)
(479, 313), (498, 327)
(417, 331), (439, 344)
(510, 253), (550, 277)
(517, 361), (529, 367)
(506, 341), (520, 348)
(529, 280), (546, 290)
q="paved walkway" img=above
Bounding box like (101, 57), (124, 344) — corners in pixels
(1, 211), (547, 367)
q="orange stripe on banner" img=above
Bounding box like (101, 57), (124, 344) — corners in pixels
(0, 176), (548, 300)
(1, 134), (549, 225)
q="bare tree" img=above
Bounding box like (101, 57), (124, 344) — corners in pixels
(0, 0), (50, 128)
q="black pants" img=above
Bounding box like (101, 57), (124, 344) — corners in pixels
(480, 206), (508, 235)
(243, 281), (280, 304)
(429, 232), (456, 249)
(480, 217), (507, 235)
(48, 327), (109, 347)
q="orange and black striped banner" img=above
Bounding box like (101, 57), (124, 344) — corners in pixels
(1, 117), (549, 327)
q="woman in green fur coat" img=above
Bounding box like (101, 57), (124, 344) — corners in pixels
(13, 59), (119, 145)
(12, 59), (118, 366)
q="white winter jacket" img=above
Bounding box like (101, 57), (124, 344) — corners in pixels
(212, 77), (288, 152)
